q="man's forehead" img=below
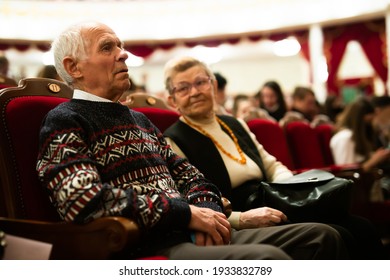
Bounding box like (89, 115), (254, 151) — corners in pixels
(83, 27), (119, 47)
(81, 23), (116, 39)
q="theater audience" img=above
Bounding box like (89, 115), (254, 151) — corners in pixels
(35, 21), (347, 260)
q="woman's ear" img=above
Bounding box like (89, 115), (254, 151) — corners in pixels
(63, 56), (82, 79)
(167, 94), (178, 110)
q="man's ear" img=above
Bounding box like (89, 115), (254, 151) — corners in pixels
(63, 56), (82, 79)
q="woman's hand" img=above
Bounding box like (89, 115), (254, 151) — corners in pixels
(239, 207), (288, 229)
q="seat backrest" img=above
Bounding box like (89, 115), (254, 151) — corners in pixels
(247, 118), (295, 170)
(0, 78), (73, 221)
(284, 121), (327, 170)
(122, 92), (172, 110)
(315, 124), (336, 166)
(132, 107), (180, 133)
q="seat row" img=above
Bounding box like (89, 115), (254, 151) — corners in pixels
(247, 118), (390, 237)
(0, 78), (389, 258)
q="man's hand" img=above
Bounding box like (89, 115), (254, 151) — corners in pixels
(239, 207), (288, 229)
(188, 205), (231, 246)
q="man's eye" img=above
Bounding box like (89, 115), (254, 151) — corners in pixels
(102, 44), (112, 51)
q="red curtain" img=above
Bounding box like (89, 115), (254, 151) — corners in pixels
(323, 18), (387, 95)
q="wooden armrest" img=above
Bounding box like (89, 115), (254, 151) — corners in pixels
(0, 216), (139, 259)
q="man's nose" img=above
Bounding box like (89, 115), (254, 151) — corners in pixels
(118, 49), (128, 61)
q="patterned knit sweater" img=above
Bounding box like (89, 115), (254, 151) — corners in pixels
(36, 99), (223, 237)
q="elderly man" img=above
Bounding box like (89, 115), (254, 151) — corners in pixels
(36, 21), (347, 260)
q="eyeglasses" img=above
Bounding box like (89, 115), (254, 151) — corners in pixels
(171, 77), (211, 97)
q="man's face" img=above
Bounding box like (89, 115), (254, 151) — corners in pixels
(75, 24), (130, 100)
(296, 94), (317, 115)
(169, 65), (216, 120)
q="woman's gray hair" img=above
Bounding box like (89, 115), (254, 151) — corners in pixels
(163, 56), (215, 95)
(51, 22), (89, 86)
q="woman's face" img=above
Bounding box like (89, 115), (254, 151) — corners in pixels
(169, 65), (216, 121)
(261, 86), (278, 109)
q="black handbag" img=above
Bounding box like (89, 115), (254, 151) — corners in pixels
(260, 169), (353, 223)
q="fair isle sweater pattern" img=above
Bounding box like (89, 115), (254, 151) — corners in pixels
(36, 99), (222, 232)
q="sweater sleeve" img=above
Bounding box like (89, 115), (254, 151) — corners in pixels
(158, 132), (224, 213)
(36, 110), (192, 231)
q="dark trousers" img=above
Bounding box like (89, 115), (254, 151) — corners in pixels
(231, 182), (387, 260)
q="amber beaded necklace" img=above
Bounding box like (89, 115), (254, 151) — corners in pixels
(183, 116), (247, 164)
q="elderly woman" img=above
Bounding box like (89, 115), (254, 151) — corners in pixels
(163, 56), (386, 260)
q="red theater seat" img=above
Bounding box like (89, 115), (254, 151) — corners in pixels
(247, 118), (295, 171)
(0, 78), (166, 259)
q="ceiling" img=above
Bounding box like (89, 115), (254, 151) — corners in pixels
(1, 0), (389, 42)
(1, 0), (390, 67)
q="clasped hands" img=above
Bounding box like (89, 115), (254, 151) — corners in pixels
(188, 205), (288, 246)
(188, 205), (231, 246)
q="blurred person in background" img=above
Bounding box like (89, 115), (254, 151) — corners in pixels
(37, 64), (62, 81)
(232, 94), (275, 122)
(323, 94), (345, 123)
(213, 72), (231, 115)
(254, 80), (288, 121)
(0, 54), (17, 87)
(371, 96), (390, 199)
(331, 96), (390, 172)
(280, 86), (332, 127)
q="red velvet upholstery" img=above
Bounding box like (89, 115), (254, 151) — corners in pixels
(5, 96), (68, 221)
(247, 119), (295, 170)
(284, 121), (327, 170)
(0, 84), (13, 90)
(315, 124), (336, 166)
(0, 79), (74, 221)
(132, 107), (180, 133)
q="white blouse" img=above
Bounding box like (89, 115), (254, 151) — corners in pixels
(330, 128), (364, 165)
